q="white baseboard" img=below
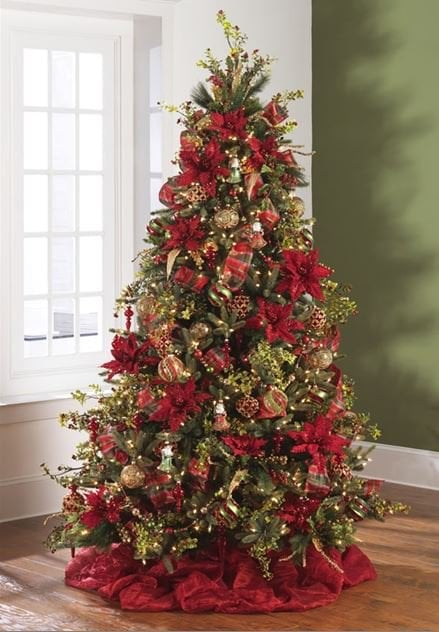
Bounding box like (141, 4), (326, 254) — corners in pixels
(0, 473), (65, 523)
(358, 441), (439, 490)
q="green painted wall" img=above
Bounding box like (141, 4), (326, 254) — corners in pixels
(312, 0), (439, 450)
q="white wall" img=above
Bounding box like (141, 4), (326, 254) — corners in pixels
(171, 0), (313, 213)
(0, 401), (85, 522)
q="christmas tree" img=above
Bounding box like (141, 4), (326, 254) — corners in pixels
(44, 12), (406, 613)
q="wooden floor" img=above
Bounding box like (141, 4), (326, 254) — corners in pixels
(0, 483), (438, 632)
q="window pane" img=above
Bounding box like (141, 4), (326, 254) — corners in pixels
(24, 112), (48, 169)
(52, 237), (75, 292)
(79, 114), (102, 170)
(149, 46), (162, 108)
(24, 175), (48, 232)
(52, 175), (75, 232)
(149, 112), (162, 173)
(24, 237), (48, 295)
(150, 177), (163, 213)
(80, 296), (102, 352)
(24, 299), (48, 357)
(79, 236), (102, 292)
(52, 298), (75, 355)
(52, 50), (75, 108)
(79, 175), (102, 231)
(52, 113), (75, 170)
(79, 53), (103, 110)
(23, 48), (48, 107)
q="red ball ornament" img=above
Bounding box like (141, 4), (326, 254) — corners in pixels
(194, 349), (203, 359)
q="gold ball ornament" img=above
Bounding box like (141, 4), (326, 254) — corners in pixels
(120, 464), (145, 489)
(136, 296), (157, 320)
(214, 207), (240, 230)
(236, 395), (260, 418)
(308, 306), (327, 332)
(189, 322), (211, 341)
(308, 348), (333, 369)
(291, 196), (305, 216)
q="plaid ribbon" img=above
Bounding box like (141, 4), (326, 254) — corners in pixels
(363, 478), (384, 496)
(174, 266), (209, 293)
(305, 463), (330, 494)
(259, 199), (280, 230)
(326, 366), (345, 421)
(222, 242), (253, 291)
(203, 347), (229, 374)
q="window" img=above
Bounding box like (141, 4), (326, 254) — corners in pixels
(1, 10), (135, 399)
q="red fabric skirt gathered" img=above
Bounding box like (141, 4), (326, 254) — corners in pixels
(65, 542), (376, 613)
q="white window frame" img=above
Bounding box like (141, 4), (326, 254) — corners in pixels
(0, 9), (134, 400)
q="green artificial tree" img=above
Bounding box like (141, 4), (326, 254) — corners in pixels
(44, 12), (407, 611)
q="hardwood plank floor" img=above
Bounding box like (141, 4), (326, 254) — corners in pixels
(0, 483), (438, 631)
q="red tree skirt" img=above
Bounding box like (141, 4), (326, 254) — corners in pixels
(65, 542), (376, 613)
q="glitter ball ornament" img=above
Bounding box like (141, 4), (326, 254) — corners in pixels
(136, 296), (156, 320)
(230, 294), (251, 319)
(120, 464), (145, 488)
(185, 183), (208, 204)
(62, 489), (84, 513)
(308, 306), (327, 332)
(214, 207), (240, 229)
(291, 196), (305, 216)
(236, 395), (260, 418)
(158, 354), (185, 382)
(308, 348), (333, 369)
(190, 322), (211, 341)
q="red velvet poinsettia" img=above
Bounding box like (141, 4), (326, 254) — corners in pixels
(278, 494), (321, 531)
(177, 137), (229, 197)
(247, 135), (295, 170)
(246, 297), (304, 344)
(287, 415), (349, 466)
(102, 333), (158, 380)
(165, 215), (205, 252)
(276, 249), (332, 302)
(149, 379), (211, 432)
(81, 485), (124, 528)
(222, 435), (267, 457)
(208, 108), (248, 140)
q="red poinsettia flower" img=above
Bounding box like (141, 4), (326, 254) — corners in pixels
(102, 333), (158, 380)
(222, 435), (267, 457)
(276, 249), (332, 302)
(246, 297), (304, 344)
(81, 485), (123, 529)
(277, 494), (321, 531)
(165, 215), (205, 252)
(287, 415), (349, 466)
(247, 135), (294, 170)
(177, 137), (229, 197)
(208, 108), (248, 140)
(149, 379), (211, 432)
